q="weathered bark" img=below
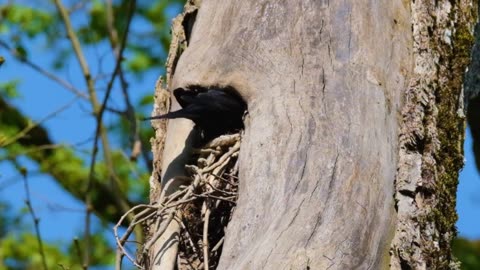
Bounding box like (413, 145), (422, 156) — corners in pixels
(390, 1), (476, 269)
(148, 0), (476, 269)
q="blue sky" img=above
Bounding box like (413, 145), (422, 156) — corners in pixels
(0, 2), (479, 265)
(457, 129), (480, 239)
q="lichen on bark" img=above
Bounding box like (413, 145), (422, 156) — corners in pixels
(390, 1), (477, 269)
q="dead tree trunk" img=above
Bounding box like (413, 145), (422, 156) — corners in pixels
(147, 0), (476, 269)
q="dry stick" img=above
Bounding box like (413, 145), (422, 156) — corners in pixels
(22, 173), (48, 270)
(203, 134), (241, 148)
(205, 182), (237, 196)
(211, 173), (238, 186)
(142, 174), (204, 254)
(164, 187), (190, 205)
(162, 197), (198, 210)
(203, 206), (211, 270)
(143, 211), (176, 254)
(202, 143), (240, 173)
(178, 218), (200, 255)
(114, 210), (147, 269)
(159, 177), (190, 204)
(114, 134), (241, 268)
(115, 204), (157, 245)
(193, 193), (237, 203)
(114, 249), (125, 270)
(114, 208), (157, 269)
(114, 186), (196, 266)
(211, 237), (225, 253)
(132, 209), (158, 227)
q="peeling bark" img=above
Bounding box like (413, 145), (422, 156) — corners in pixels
(390, 1), (476, 269)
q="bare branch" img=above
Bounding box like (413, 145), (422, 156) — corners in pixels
(1, 97), (79, 147)
(0, 39), (88, 99)
(73, 238), (86, 270)
(105, 0), (141, 161)
(53, 1), (105, 268)
(203, 206), (211, 269)
(22, 171), (49, 270)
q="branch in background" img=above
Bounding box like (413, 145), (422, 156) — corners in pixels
(103, 2), (146, 268)
(0, 39), (88, 99)
(0, 96), (133, 223)
(21, 170), (49, 270)
(105, 0), (143, 162)
(53, 0), (130, 267)
(73, 238), (85, 270)
(1, 97), (79, 147)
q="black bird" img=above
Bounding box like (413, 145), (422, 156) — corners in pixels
(145, 87), (247, 140)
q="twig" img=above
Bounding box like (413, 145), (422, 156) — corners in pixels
(53, 1), (136, 268)
(52, 1), (103, 268)
(178, 218), (200, 255)
(192, 194), (237, 204)
(205, 181), (237, 195)
(95, 0), (136, 154)
(73, 238), (85, 270)
(1, 97), (79, 147)
(105, 0), (141, 161)
(22, 171), (48, 270)
(115, 248), (124, 270)
(203, 206), (211, 270)
(211, 237), (224, 253)
(0, 39), (88, 99)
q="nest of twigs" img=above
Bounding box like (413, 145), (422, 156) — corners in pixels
(114, 133), (240, 270)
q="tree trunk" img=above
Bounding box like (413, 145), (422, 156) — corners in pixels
(147, 0), (476, 269)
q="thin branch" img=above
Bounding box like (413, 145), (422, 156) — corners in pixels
(94, 0), (136, 153)
(0, 39), (88, 99)
(82, 0), (137, 206)
(83, 204), (92, 270)
(53, 0), (138, 267)
(53, 0), (95, 97)
(203, 206), (211, 270)
(1, 97), (79, 147)
(52, 1), (103, 268)
(22, 172), (49, 270)
(105, 0), (141, 161)
(73, 238), (85, 270)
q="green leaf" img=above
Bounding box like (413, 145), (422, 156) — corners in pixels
(0, 79), (20, 98)
(139, 93), (154, 106)
(2, 4), (54, 37)
(127, 51), (153, 72)
(453, 237), (480, 270)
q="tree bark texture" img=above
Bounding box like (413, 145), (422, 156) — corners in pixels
(148, 0), (476, 269)
(390, 1), (476, 269)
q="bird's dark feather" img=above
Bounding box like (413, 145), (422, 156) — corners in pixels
(146, 87), (246, 140)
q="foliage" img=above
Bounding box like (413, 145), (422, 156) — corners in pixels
(453, 237), (480, 270)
